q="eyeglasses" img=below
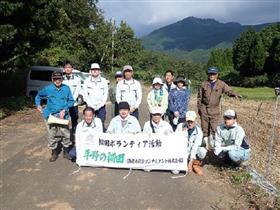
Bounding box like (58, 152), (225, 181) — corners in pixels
(208, 73), (218, 76)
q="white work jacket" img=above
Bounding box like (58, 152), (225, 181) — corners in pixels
(75, 118), (103, 149)
(116, 79), (142, 109)
(176, 123), (203, 160)
(143, 119), (173, 135)
(63, 74), (82, 106)
(82, 76), (108, 110)
(106, 115), (141, 134)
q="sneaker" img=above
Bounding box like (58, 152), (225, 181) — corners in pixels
(171, 170), (180, 175)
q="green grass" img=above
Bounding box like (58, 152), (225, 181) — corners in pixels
(230, 170), (252, 185)
(232, 87), (276, 101)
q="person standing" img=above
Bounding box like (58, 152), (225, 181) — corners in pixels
(109, 71), (123, 117)
(116, 65), (142, 119)
(62, 60), (82, 133)
(82, 63), (108, 129)
(214, 109), (250, 167)
(147, 77), (168, 114)
(163, 70), (176, 93)
(169, 76), (191, 131)
(35, 71), (74, 162)
(197, 66), (241, 149)
(163, 70), (176, 122)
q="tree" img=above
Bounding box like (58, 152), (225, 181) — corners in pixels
(113, 21), (143, 70)
(207, 48), (233, 77)
(247, 34), (267, 75)
(232, 27), (256, 76)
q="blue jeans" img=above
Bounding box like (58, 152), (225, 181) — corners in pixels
(228, 148), (250, 163)
(69, 147), (76, 159)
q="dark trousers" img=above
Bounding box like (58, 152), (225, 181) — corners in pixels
(95, 105), (106, 132)
(69, 106), (79, 132)
(114, 102), (119, 117)
(95, 105), (106, 123)
(130, 109), (139, 119)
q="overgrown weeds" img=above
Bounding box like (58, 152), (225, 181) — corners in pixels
(0, 96), (33, 119)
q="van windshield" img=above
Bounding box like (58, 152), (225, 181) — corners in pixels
(30, 70), (53, 81)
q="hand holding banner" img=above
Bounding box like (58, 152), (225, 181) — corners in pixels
(76, 131), (189, 171)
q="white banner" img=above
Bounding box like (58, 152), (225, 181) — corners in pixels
(76, 131), (188, 171)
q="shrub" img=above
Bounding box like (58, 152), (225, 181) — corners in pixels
(242, 74), (269, 87)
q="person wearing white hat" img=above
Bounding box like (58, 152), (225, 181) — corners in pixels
(147, 77), (169, 115)
(175, 111), (207, 175)
(214, 109), (250, 167)
(143, 106), (173, 135)
(116, 65), (142, 119)
(109, 71), (123, 117)
(82, 63), (108, 130)
(143, 106), (173, 173)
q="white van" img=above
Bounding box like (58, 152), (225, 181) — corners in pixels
(26, 66), (88, 98)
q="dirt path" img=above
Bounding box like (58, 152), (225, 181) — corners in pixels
(0, 87), (257, 210)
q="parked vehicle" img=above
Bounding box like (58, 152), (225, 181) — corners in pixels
(26, 66), (88, 98)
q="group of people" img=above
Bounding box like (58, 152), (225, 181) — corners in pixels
(35, 61), (251, 176)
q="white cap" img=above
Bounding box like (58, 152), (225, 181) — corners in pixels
(186, 111), (197, 121)
(224, 109), (236, 118)
(150, 107), (164, 115)
(152, 77), (163, 85)
(123, 65), (133, 71)
(90, 63), (100, 69)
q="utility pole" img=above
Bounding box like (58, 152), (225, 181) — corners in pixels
(111, 17), (115, 73)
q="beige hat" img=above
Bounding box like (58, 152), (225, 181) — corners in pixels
(123, 65), (133, 72)
(186, 111), (197, 121)
(90, 63), (100, 69)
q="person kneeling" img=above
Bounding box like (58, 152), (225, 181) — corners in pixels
(107, 101), (141, 134)
(69, 107), (103, 160)
(143, 107), (173, 135)
(143, 107), (173, 172)
(214, 109), (250, 168)
(176, 111), (207, 175)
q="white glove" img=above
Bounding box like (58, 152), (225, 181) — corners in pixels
(214, 147), (223, 156)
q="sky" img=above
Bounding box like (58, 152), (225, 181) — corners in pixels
(98, 0), (280, 37)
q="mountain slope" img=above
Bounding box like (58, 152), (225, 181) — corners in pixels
(142, 17), (271, 51)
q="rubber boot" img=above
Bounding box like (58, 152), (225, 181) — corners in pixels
(49, 149), (58, 162)
(63, 147), (72, 160)
(192, 160), (203, 176)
